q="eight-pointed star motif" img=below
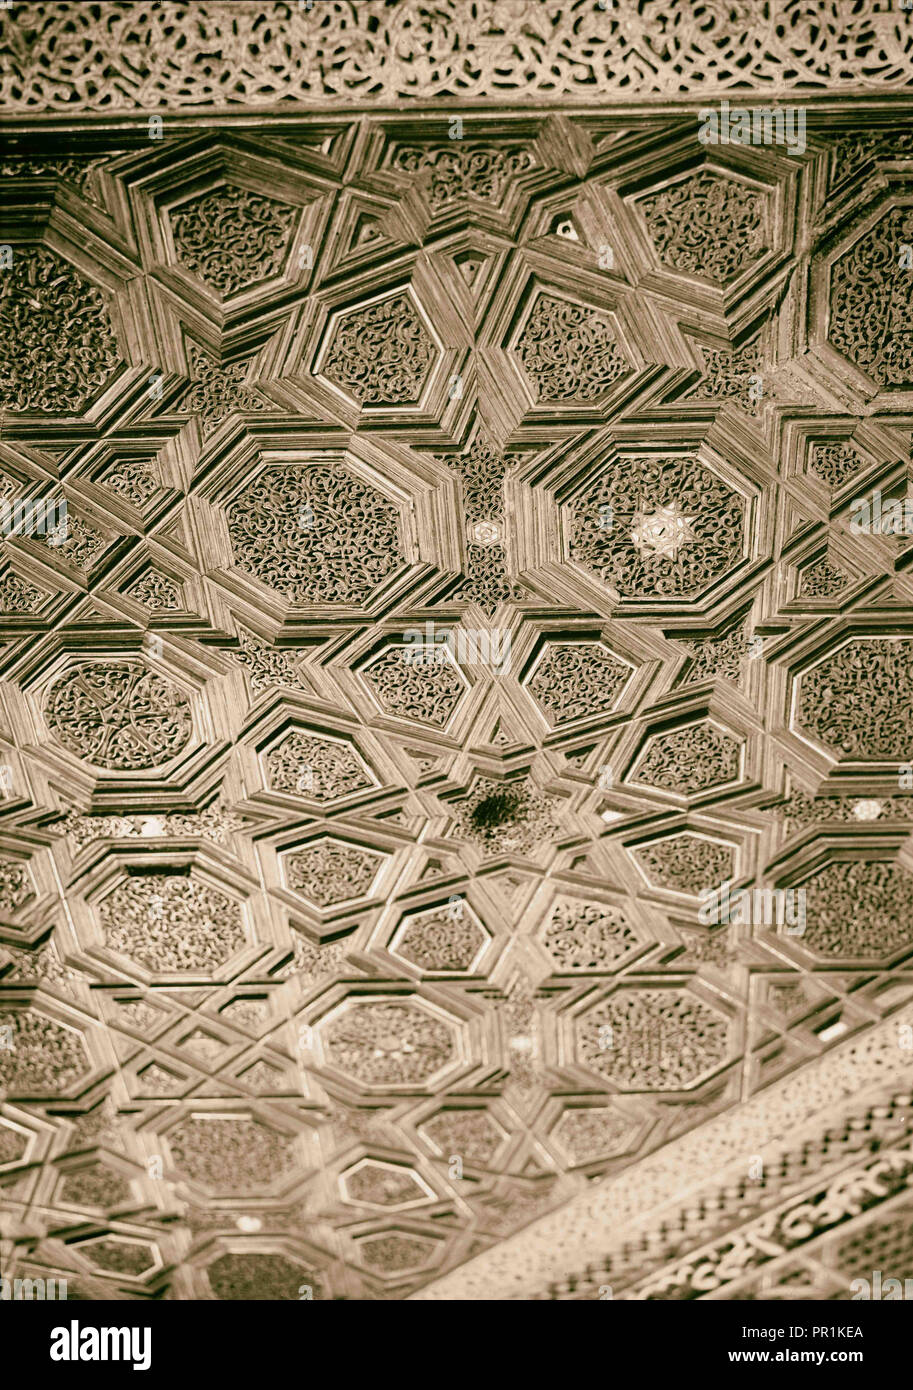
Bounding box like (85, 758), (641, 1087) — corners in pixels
(629, 503), (697, 560)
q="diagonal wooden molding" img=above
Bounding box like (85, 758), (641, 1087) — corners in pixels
(411, 1004), (913, 1298)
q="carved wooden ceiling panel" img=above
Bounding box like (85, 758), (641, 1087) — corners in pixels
(2, 0), (913, 1305)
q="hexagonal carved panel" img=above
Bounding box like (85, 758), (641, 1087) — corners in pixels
(635, 170), (768, 284)
(357, 1232), (438, 1274)
(631, 834), (736, 896)
(797, 861), (913, 959)
(552, 1106), (640, 1163)
(515, 293), (631, 401)
(319, 1000), (457, 1088)
(169, 185), (298, 296)
(829, 207), (913, 387)
(0, 1009), (91, 1095)
(362, 645), (466, 727)
(630, 722), (743, 794)
(265, 731), (376, 800)
(282, 840), (386, 908)
(82, 1237), (157, 1277)
(227, 463), (403, 605)
(97, 873), (246, 972)
(342, 1159), (431, 1208)
(0, 246), (121, 414)
(576, 989), (730, 1090)
(320, 292), (437, 405)
(419, 1109), (505, 1167)
(449, 776), (562, 856)
(794, 639), (913, 761)
(391, 903), (488, 972)
(207, 1253), (322, 1300)
(526, 642), (633, 727)
(167, 1114), (295, 1191)
(541, 897), (641, 971)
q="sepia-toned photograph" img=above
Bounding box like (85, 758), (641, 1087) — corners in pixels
(0, 0), (911, 1367)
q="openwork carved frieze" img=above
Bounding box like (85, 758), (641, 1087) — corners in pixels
(4, 1), (911, 113)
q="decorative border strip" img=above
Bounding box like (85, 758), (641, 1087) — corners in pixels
(412, 1007), (913, 1299)
(1, 1), (912, 114)
(623, 1140), (913, 1300)
(534, 1087), (913, 1301)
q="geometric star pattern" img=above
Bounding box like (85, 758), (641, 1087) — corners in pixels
(2, 0), (913, 1308)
